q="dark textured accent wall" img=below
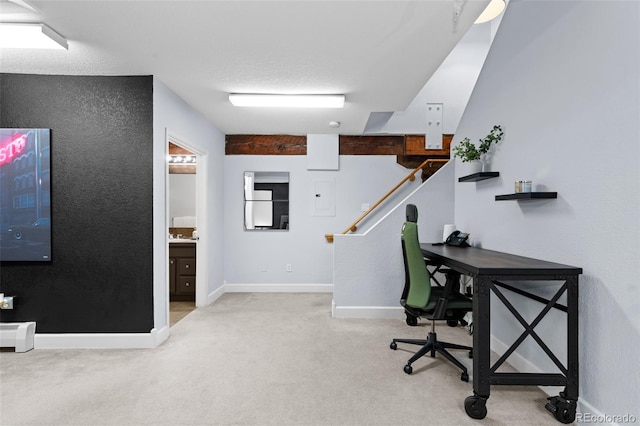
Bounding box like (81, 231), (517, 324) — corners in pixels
(0, 74), (154, 333)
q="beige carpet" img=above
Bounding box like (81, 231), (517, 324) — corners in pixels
(0, 293), (568, 425)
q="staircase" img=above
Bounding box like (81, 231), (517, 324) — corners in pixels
(331, 161), (455, 318)
(325, 134), (453, 242)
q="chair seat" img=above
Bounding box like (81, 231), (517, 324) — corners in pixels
(401, 287), (471, 318)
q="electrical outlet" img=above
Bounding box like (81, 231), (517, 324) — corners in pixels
(286, 264), (292, 272)
(0, 295), (14, 309)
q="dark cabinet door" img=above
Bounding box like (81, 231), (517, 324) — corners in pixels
(178, 258), (196, 276)
(169, 244), (196, 301)
(177, 276), (195, 294)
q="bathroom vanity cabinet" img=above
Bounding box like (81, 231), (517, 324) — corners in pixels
(169, 242), (196, 301)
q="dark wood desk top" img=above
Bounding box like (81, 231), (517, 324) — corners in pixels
(420, 244), (582, 277)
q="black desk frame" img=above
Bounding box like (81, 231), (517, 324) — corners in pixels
(420, 244), (581, 423)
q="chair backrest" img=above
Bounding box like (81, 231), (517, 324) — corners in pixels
(402, 205), (431, 309)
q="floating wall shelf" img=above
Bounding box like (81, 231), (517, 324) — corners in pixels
(458, 172), (500, 182)
(495, 192), (558, 201)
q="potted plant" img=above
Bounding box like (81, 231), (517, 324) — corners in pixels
(452, 125), (504, 174)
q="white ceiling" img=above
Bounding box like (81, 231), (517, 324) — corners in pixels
(0, 0), (490, 135)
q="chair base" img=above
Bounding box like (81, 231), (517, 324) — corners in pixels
(390, 331), (472, 382)
(404, 310), (468, 328)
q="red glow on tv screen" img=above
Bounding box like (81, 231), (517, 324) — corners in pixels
(0, 128), (52, 261)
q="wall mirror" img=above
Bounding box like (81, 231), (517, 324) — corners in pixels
(244, 171), (289, 231)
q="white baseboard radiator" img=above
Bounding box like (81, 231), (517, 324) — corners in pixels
(0, 322), (36, 352)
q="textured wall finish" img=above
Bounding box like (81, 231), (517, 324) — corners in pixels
(0, 74), (154, 333)
(452, 1), (639, 421)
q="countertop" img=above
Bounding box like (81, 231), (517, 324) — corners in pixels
(169, 238), (198, 244)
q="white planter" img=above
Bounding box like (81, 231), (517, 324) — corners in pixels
(461, 160), (482, 175)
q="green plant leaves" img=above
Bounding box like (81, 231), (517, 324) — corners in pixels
(452, 125), (503, 163)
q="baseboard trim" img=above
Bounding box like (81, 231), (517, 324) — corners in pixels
(490, 335), (563, 397)
(224, 283), (333, 293)
(332, 302), (404, 319)
(31, 286), (331, 350)
(207, 284), (225, 305)
(574, 398), (627, 426)
(490, 334), (606, 422)
(34, 326), (169, 349)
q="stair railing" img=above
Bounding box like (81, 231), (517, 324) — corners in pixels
(324, 158), (448, 242)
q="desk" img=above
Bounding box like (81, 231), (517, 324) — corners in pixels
(420, 244), (582, 423)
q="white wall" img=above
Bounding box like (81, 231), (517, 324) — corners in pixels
(371, 21), (494, 134)
(153, 78), (226, 330)
(453, 0), (639, 420)
(223, 155), (414, 288)
(333, 162), (455, 317)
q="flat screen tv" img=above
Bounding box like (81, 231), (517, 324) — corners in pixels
(0, 128), (52, 261)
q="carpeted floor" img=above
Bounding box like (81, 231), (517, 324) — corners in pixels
(0, 293), (569, 425)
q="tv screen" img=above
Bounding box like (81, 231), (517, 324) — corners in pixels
(0, 128), (52, 261)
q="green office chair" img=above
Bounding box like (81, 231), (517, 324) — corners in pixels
(390, 204), (473, 381)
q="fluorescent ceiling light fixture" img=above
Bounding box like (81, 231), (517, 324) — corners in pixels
(0, 23), (68, 49)
(229, 94), (345, 108)
(475, 0), (505, 24)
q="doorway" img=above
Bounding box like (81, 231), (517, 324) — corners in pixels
(166, 132), (207, 327)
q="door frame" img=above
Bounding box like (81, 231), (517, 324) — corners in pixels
(165, 129), (208, 314)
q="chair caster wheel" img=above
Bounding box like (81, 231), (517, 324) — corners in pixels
(552, 407), (575, 424)
(464, 395), (488, 419)
(461, 372), (469, 382)
(447, 319), (458, 327)
(390, 342), (397, 350)
(468, 350), (473, 359)
(403, 364), (413, 375)
(545, 394), (576, 424)
(405, 314), (418, 326)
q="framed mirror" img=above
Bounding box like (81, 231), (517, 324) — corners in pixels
(244, 171), (289, 231)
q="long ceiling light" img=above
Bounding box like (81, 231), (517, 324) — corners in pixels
(475, 0), (506, 24)
(229, 94), (345, 108)
(0, 23), (68, 49)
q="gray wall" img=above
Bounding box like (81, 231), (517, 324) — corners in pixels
(453, 1), (639, 419)
(223, 155), (412, 286)
(153, 78), (226, 328)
